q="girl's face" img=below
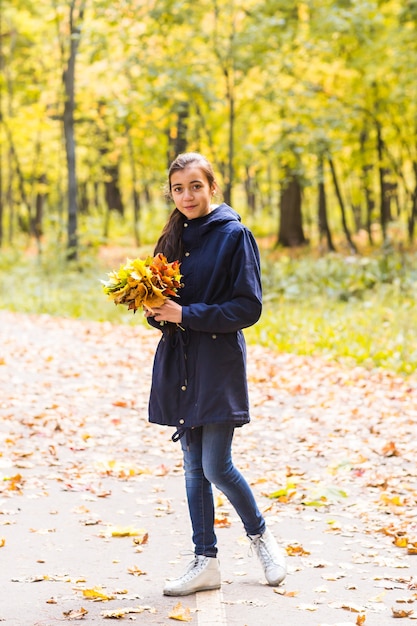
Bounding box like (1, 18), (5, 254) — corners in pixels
(170, 165), (215, 220)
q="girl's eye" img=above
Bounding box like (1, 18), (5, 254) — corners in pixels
(172, 188), (182, 193)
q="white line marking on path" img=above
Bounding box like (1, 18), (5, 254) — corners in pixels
(196, 588), (227, 625)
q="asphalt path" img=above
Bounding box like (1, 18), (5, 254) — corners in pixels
(1, 311), (417, 625)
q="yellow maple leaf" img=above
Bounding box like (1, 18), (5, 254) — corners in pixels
(168, 601), (192, 622)
(393, 535), (408, 548)
(286, 544), (310, 556)
(82, 586), (115, 601)
(380, 493), (404, 507)
(4, 473), (24, 492)
(128, 565), (147, 576)
(109, 526), (143, 537)
(102, 253), (182, 313)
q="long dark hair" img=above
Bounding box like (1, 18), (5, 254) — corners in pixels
(154, 152), (217, 260)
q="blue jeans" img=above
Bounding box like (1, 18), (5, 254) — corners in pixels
(180, 423), (266, 557)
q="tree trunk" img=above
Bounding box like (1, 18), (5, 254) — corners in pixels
(63, 65), (78, 259)
(408, 161), (417, 242)
(103, 204), (111, 240)
(223, 77), (234, 206)
(93, 181), (100, 210)
(211, 5), (235, 204)
(103, 163), (124, 216)
(6, 148), (14, 243)
(409, 189), (417, 243)
(328, 156), (357, 253)
(266, 163), (273, 214)
(317, 154), (335, 252)
(174, 102), (189, 157)
(3, 120), (32, 236)
(127, 127), (141, 247)
(167, 102), (189, 167)
(218, 63), (235, 206)
(363, 165), (374, 245)
(244, 165), (256, 215)
(0, 129), (2, 248)
(359, 128), (374, 245)
(33, 173), (47, 240)
(78, 181), (89, 214)
(375, 121), (392, 241)
(62, 0), (86, 261)
(0, 7), (3, 248)
(277, 172), (307, 247)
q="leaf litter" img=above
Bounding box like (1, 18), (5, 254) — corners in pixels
(1, 311), (417, 624)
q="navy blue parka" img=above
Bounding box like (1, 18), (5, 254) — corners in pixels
(148, 203), (262, 439)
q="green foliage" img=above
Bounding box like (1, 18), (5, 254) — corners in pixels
(249, 294), (417, 375)
(0, 246), (416, 377)
(3, 0), (417, 256)
(261, 250), (417, 302)
(247, 250), (417, 375)
(0, 245), (140, 325)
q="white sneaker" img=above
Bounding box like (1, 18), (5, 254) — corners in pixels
(248, 527), (287, 586)
(163, 555), (221, 596)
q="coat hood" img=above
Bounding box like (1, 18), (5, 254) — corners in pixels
(185, 203), (241, 233)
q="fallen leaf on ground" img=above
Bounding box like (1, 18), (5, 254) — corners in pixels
(214, 514), (231, 528)
(392, 607), (414, 617)
(128, 565), (147, 576)
(132, 531), (149, 545)
(63, 607), (88, 619)
(286, 544), (310, 556)
(168, 601), (193, 621)
(273, 588), (299, 597)
(101, 606), (155, 618)
(106, 525), (145, 537)
(82, 586), (115, 601)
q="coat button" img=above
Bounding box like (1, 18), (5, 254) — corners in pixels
(184, 223), (188, 227)
(181, 385), (187, 391)
(179, 419), (185, 424)
(185, 252), (190, 257)
(212, 334), (217, 339)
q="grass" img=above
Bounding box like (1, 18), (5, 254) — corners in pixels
(246, 294), (416, 375)
(1, 243), (416, 377)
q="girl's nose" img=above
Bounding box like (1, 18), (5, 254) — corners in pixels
(184, 187), (193, 199)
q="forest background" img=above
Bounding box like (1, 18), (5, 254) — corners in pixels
(0, 0), (416, 375)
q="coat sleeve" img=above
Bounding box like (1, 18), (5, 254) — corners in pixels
(181, 228), (262, 333)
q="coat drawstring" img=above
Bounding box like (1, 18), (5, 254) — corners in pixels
(171, 427), (192, 449)
(170, 327), (191, 448)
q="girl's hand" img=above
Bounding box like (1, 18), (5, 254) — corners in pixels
(150, 300), (183, 324)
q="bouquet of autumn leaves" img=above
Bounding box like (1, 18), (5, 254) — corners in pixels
(101, 253), (183, 313)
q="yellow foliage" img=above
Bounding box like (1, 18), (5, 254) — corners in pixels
(101, 253), (182, 313)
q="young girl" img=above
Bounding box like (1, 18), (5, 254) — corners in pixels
(145, 152), (287, 596)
